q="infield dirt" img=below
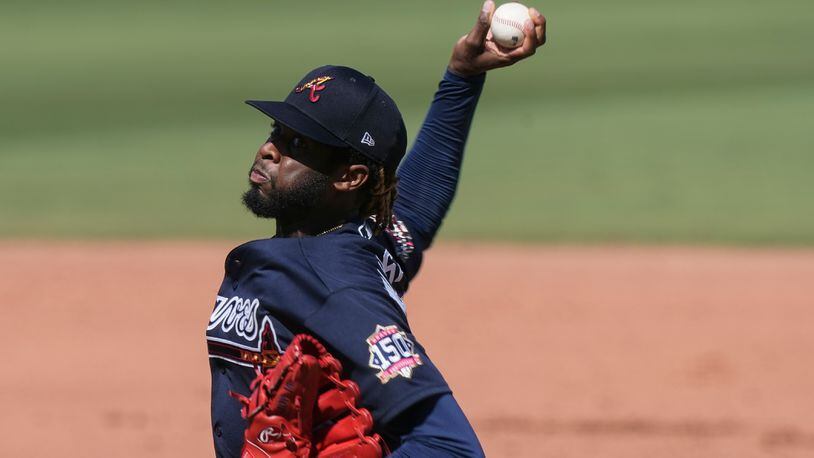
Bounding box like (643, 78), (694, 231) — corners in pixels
(1, 242), (812, 457)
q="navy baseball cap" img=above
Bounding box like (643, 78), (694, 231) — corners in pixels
(246, 65), (407, 172)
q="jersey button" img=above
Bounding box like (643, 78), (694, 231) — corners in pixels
(215, 426), (222, 437)
(229, 258), (243, 287)
(229, 258), (241, 271)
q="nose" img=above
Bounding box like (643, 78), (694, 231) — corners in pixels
(255, 140), (281, 164)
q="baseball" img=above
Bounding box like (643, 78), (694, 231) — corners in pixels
(490, 2), (532, 49)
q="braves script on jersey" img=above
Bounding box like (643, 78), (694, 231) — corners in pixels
(206, 217), (448, 456)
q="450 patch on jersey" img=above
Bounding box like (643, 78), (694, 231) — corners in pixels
(367, 325), (422, 384)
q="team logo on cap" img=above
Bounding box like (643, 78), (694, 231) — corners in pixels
(295, 76), (333, 103)
(367, 325), (422, 383)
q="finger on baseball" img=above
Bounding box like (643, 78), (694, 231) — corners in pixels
(465, 0), (495, 47)
(486, 39), (519, 60)
(530, 9), (547, 45)
(537, 25), (547, 45)
(506, 20), (537, 58)
(530, 8), (545, 26)
(524, 17), (541, 48)
(482, 40), (514, 64)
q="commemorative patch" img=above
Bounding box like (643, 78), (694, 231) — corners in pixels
(367, 325), (422, 383)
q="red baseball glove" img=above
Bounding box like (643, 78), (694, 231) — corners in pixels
(230, 334), (386, 458)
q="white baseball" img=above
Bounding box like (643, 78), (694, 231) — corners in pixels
(490, 2), (532, 49)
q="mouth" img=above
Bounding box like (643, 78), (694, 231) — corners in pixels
(249, 167), (271, 185)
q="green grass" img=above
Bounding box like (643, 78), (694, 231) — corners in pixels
(1, 0), (813, 243)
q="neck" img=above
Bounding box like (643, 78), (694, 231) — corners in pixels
(274, 210), (357, 238)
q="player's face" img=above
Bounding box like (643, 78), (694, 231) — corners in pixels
(242, 124), (346, 219)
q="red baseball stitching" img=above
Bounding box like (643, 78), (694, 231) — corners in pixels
(493, 15), (525, 31)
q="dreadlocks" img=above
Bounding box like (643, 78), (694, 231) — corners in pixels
(347, 151), (398, 235)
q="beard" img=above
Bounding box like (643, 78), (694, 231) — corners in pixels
(242, 171), (332, 219)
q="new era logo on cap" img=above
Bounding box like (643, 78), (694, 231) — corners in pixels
(361, 132), (375, 147)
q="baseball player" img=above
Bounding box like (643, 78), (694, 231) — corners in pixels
(206, 2), (546, 456)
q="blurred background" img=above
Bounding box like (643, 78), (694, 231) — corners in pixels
(2, 0), (812, 243)
(2, 1), (814, 457)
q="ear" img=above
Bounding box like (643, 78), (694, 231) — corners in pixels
(333, 164), (369, 192)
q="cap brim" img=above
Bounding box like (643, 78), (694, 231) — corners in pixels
(245, 100), (347, 148)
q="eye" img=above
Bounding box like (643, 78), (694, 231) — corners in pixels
(290, 136), (305, 151)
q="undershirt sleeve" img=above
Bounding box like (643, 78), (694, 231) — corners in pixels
(393, 69), (486, 257)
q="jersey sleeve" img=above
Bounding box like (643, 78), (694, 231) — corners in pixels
(387, 393), (484, 457)
(392, 69), (486, 263)
(302, 286), (451, 426)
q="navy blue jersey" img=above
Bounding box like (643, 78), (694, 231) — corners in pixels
(208, 69), (486, 457)
(206, 218), (449, 455)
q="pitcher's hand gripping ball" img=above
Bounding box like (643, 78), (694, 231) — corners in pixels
(230, 334), (385, 458)
(490, 2), (533, 48)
